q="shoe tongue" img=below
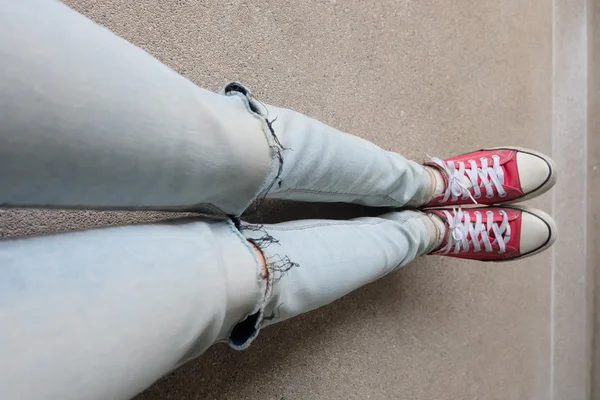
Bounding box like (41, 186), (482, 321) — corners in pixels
(430, 166), (474, 197)
(428, 168), (446, 197)
(459, 174), (473, 189)
(450, 164), (475, 190)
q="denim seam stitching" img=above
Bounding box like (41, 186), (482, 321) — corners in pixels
(273, 188), (403, 206)
(0, 201), (227, 215)
(264, 220), (390, 232)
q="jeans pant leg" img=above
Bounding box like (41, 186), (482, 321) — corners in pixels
(0, 1), (431, 214)
(260, 103), (433, 207)
(234, 210), (439, 347)
(0, 211), (437, 400)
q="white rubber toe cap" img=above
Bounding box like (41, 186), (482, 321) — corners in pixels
(519, 210), (555, 256)
(516, 152), (553, 194)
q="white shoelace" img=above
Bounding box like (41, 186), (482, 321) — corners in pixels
(440, 208), (511, 254)
(431, 155), (506, 203)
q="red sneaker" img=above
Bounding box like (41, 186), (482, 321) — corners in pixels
(427, 206), (556, 261)
(423, 147), (556, 207)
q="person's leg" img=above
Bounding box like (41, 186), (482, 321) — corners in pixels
(0, 214), (429, 399)
(0, 0), (434, 215)
(0, 210), (441, 400)
(0, 206), (556, 400)
(236, 203), (556, 337)
(236, 211), (440, 337)
(0, 1), (557, 214)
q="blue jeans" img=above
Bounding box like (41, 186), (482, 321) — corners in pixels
(0, 1), (439, 399)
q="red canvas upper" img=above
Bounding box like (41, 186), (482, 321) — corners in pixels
(424, 149), (524, 207)
(428, 207), (523, 261)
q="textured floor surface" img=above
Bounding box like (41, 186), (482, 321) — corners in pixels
(2, 0), (593, 399)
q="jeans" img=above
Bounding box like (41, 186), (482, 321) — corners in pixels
(0, 1), (439, 399)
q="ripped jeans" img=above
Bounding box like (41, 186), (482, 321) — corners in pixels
(0, 2), (440, 400)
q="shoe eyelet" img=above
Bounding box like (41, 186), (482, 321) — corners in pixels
(499, 192), (508, 198)
(474, 194), (481, 199)
(492, 155), (500, 160)
(486, 194), (494, 199)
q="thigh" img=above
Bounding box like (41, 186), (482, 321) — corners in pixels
(0, 217), (261, 400)
(0, 1), (271, 215)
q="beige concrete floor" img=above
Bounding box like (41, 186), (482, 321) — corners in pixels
(2, 0), (592, 399)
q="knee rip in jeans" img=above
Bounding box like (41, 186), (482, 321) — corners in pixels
(232, 218), (299, 285)
(228, 217), (299, 349)
(223, 83), (298, 349)
(222, 82), (290, 204)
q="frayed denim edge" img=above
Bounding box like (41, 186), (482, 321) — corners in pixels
(225, 218), (273, 351)
(221, 82), (288, 213)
